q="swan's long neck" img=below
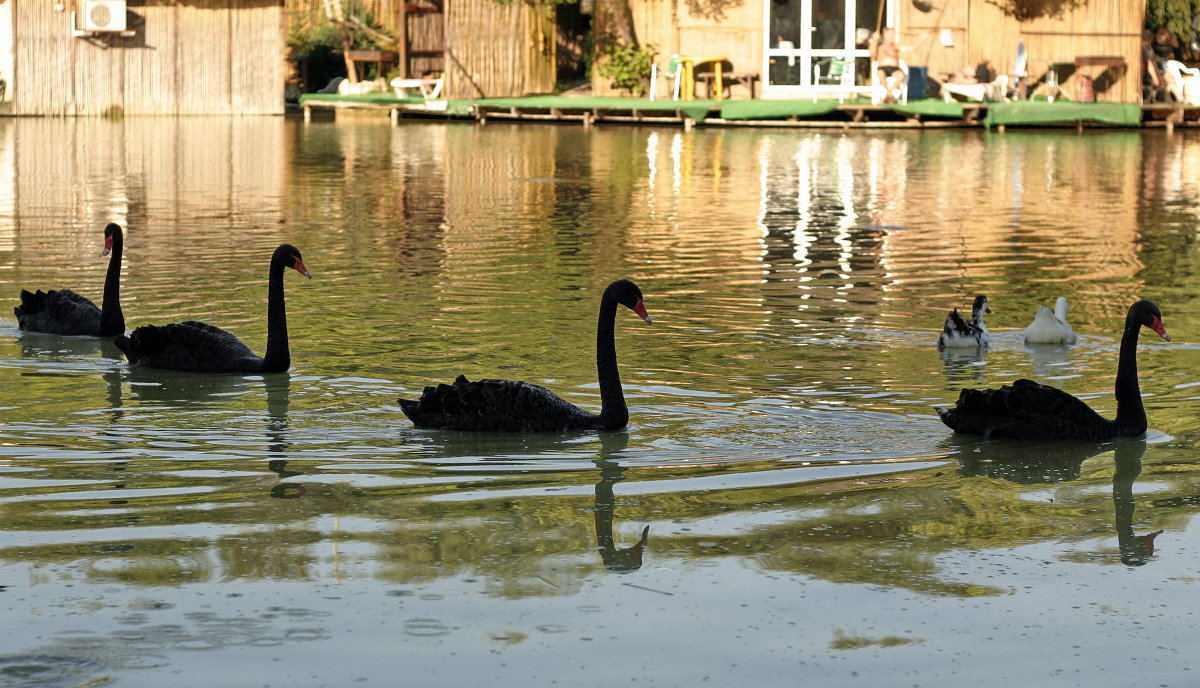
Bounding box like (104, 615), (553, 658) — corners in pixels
(262, 259), (290, 372)
(596, 295), (627, 429)
(1114, 317), (1146, 435)
(99, 236), (124, 336)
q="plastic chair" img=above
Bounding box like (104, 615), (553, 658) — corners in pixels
(1162, 60), (1200, 102)
(813, 58), (855, 103)
(871, 60), (908, 104)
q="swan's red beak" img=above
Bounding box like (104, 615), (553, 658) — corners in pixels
(293, 257), (312, 278)
(1151, 317), (1170, 342)
(633, 300), (652, 324)
(101, 235), (113, 257)
(1145, 530), (1164, 556)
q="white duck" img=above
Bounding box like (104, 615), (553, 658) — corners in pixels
(1024, 296), (1077, 345)
(938, 295), (990, 348)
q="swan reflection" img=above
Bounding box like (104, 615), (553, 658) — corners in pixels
(18, 331), (124, 361)
(264, 375), (306, 498)
(1112, 441), (1161, 566)
(956, 438), (1162, 565)
(591, 431), (649, 572)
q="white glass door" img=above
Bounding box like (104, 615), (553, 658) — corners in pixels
(764, 0), (889, 95)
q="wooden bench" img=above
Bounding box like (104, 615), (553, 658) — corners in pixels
(695, 72), (760, 100)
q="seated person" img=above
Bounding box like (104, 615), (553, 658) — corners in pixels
(948, 60), (994, 85)
(869, 28), (906, 102)
(941, 60), (1007, 102)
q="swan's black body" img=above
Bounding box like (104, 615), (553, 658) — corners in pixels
(937, 300), (1169, 441)
(114, 244), (310, 373)
(399, 279), (652, 432)
(937, 294), (990, 348)
(15, 223), (125, 336)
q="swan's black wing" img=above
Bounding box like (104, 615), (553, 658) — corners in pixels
(116, 321), (263, 372)
(400, 375), (598, 432)
(15, 289), (102, 335)
(937, 378), (1115, 440)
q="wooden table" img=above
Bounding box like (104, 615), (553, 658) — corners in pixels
(346, 49), (398, 81)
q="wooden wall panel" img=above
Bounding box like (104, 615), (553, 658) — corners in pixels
(177, 1), (233, 114)
(14, 3), (76, 114)
(13, 0), (283, 116)
(232, 1), (285, 114)
(123, 3), (180, 115)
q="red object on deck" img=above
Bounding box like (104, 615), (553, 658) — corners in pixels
(1075, 75), (1094, 103)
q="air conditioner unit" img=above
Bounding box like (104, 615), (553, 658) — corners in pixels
(81, 0), (126, 32)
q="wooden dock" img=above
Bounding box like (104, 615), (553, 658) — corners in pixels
(298, 94), (1200, 132)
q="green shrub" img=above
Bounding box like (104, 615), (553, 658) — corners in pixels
(598, 42), (658, 96)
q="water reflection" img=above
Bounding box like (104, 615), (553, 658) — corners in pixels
(2, 119), (1200, 684)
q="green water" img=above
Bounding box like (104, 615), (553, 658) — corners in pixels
(1, 117), (1199, 686)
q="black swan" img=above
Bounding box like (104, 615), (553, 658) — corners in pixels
(114, 244), (310, 373)
(15, 222), (125, 336)
(399, 279), (652, 432)
(937, 300), (1169, 441)
(937, 294), (990, 348)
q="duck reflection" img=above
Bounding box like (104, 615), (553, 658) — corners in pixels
(957, 439), (1162, 566)
(940, 346), (987, 385)
(1023, 342), (1074, 380)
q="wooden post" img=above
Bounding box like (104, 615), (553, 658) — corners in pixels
(399, 0), (409, 79)
(304, 103), (312, 123)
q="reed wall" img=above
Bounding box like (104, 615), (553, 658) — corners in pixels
(442, 0), (554, 99)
